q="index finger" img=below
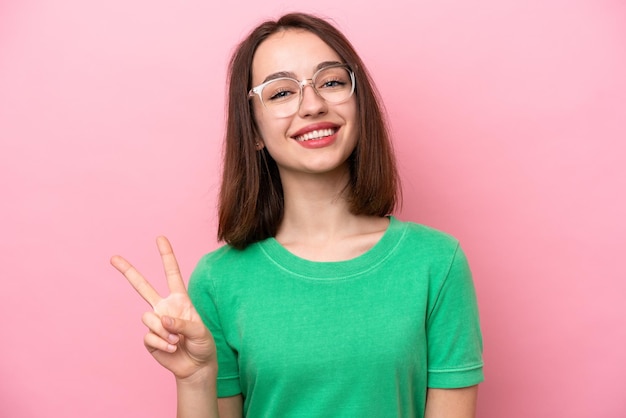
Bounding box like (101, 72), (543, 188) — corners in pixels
(156, 236), (188, 295)
(110, 255), (162, 309)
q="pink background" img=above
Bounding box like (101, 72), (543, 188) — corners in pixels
(1, 0), (625, 417)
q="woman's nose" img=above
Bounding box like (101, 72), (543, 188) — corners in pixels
(297, 81), (327, 117)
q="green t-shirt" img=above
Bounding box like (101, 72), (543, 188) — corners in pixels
(189, 217), (483, 417)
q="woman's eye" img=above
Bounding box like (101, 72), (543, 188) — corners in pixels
(319, 79), (346, 89)
(268, 89), (295, 101)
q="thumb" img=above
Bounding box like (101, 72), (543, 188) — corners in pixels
(161, 315), (206, 340)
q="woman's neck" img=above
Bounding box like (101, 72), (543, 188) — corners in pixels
(277, 166), (352, 236)
(275, 169), (389, 261)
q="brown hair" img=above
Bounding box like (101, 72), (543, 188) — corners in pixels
(218, 13), (400, 249)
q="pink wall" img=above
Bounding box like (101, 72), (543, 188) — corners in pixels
(1, 0), (625, 417)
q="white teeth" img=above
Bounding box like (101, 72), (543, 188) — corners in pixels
(295, 128), (336, 141)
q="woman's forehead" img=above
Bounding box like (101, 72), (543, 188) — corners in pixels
(251, 29), (341, 82)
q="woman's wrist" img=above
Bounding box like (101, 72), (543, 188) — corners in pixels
(175, 365), (220, 418)
(176, 363), (218, 388)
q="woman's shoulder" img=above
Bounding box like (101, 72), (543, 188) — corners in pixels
(189, 240), (267, 287)
(391, 216), (460, 252)
(194, 241), (261, 269)
(389, 217), (471, 282)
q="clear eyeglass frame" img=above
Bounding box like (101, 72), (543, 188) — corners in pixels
(247, 63), (356, 118)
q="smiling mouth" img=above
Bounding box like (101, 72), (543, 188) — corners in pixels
(293, 128), (337, 142)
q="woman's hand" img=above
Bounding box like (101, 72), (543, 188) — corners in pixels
(111, 236), (217, 381)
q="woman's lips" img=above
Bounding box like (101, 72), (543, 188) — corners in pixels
(293, 128), (337, 142)
(291, 122), (340, 140)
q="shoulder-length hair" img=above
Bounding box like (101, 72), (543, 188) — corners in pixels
(218, 12), (400, 249)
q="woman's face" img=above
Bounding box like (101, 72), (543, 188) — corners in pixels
(250, 29), (358, 179)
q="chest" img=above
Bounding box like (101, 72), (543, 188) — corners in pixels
(221, 273), (430, 388)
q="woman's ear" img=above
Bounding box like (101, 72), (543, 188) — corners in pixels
(255, 140), (265, 151)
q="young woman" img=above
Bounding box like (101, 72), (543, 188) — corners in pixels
(111, 13), (483, 418)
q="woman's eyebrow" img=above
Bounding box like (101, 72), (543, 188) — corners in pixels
(315, 60), (342, 71)
(261, 61), (344, 83)
(262, 71), (296, 83)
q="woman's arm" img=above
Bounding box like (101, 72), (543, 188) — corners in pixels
(112, 237), (229, 418)
(176, 367), (219, 418)
(175, 371), (243, 418)
(424, 385), (478, 418)
(217, 395), (244, 418)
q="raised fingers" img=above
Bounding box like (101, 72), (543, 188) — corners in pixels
(110, 255), (162, 309)
(156, 236), (188, 295)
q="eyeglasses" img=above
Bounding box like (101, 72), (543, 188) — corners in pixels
(248, 63), (355, 118)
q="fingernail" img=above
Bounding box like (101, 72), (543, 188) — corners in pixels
(167, 344), (177, 352)
(167, 334), (179, 343)
(163, 316), (173, 326)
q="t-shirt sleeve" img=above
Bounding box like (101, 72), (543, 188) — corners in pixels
(188, 255), (242, 397)
(426, 243), (484, 388)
